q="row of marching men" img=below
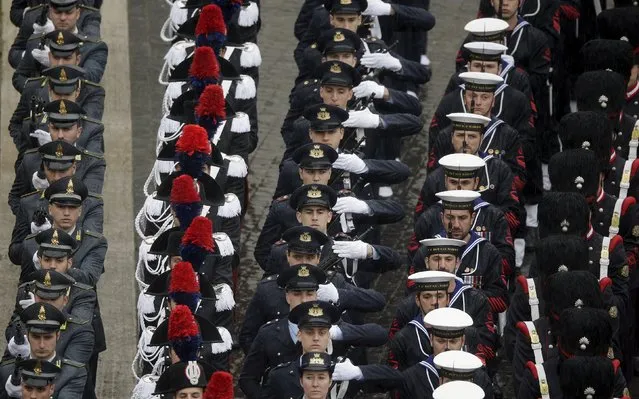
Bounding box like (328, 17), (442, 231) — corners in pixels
(0, 0), (112, 397)
(128, 0), (265, 397)
(407, 0), (639, 397)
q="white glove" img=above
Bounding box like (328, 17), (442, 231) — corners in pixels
(31, 45), (50, 67)
(32, 18), (55, 35)
(332, 359), (364, 381)
(317, 283), (339, 303)
(363, 0), (393, 15)
(4, 376), (21, 398)
(7, 336), (30, 359)
(32, 170), (49, 191)
(329, 325), (343, 339)
(353, 81), (386, 100)
(30, 219), (51, 235)
(333, 240), (371, 260)
(342, 108), (381, 129)
(30, 129), (52, 146)
(332, 153), (369, 174)
(333, 196), (371, 215)
(19, 292), (36, 310)
(360, 52), (402, 72)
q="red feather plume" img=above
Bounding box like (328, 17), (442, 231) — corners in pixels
(195, 84), (227, 119)
(169, 261), (200, 294)
(204, 371), (234, 399)
(195, 5), (226, 36)
(188, 47), (220, 80)
(168, 304), (199, 340)
(176, 125), (212, 156)
(170, 174), (201, 204)
(182, 216), (215, 251)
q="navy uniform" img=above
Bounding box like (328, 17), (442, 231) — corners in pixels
(8, 0), (101, 68)
(9, 102), (106, 212)
(13, 29), (108, 93)
(264, 352), (334, 399)
(10, 65), (104, 154)
(10, 158), (103, 265)
(0, 303), (87, 398)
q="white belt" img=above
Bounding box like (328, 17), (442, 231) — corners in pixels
(524, 321), (544, 365)
(535, 363), (551, 399)
(600, 236), (611, 280)
(527, 279), (540, 321)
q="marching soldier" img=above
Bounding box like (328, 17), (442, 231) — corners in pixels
(152, 360), (212, 398)
(6, 358), (60, 399)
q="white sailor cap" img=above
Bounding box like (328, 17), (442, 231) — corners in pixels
(408, 270), (457, 291)
(436, 190), (480, 210)
(424, 307), (473, 338)
(418, 238), (466, 256)
(464, 18), (509, 41)
(446, 113), (491, 133)
(463, 41), (508, 62)
(459, 72), (504, 92)
(433, 380), (485, 399)
(439, 153), (486, 178)
(434, 350), (483, 380)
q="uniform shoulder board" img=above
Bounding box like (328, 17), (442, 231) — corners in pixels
(82, 79), (102, 87)
(264, 318), (279, 326)
(0, 358), (16, 367)
(24, 147), (39, 155)
(88, 192), (103, 200)
(62, 359), (85, 368)
(25, 232), (39, 240)
(79, 4), (100, 11)
(25, 76), (46, 86)
(274, 195), (289, 203)
(273, 361), (293, 370)
(79, 35), (102, 44)
(260, 274), (278, 284)
(80, 115), (103, 125)
(274, 239), (287, 246)
(85, 230), (104, 239)
(73, 282), (93, 290)
(28, 33), (46, 41)
(21, 190), (40, 198)
(82, 149), (104, 159)
(67, 316), (90, 325)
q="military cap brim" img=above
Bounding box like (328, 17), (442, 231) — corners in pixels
(303, 104), (350, 132)
(148, 227), (183, 256)
(19, 359), (60, 387)
(154, 361), (213, 394)
(288, 301), (341, 328)
(49, 0), (79, 11)
(276, 264), (328, 290)
(155, 171), (225, 207)
(292, 143), (339, 170)
(317, 28), (363, 54)
(44, 176), (88, 205)
(39, 140), (82, 171)
(300, 352), (334, 372)
(150, 313), (223, 346)
(35, 228), (78, 257)
(20, 303), (66, 333)
(145, 268), (216, 300)
(30, 270), (75, 300)
(44, 65), (85, 94)
(316, 61), (361, 87)
(289, 184), (338, 210)
(281, 226), (330, 255)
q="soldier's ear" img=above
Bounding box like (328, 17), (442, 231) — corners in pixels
(296, 211), (303, 223)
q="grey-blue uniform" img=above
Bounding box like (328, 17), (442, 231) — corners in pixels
(8, 0), (101, 68)
(10, 65), (105, 154)
(1, 302), (88, 398)
(13, 29), (108, 92)
(10, 0), (102, 27)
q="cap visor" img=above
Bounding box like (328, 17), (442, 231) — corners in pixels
(300, 162), (333, 170)
(27, 326), (60, 334)
(321, 78), (352, 87)
(286, 282), (320, 291)
(299, 199), (331, 209)
(44, 160), (74, 171)
(50, 83), (77, 95)
(34, 289), (66, 300)
(40, 249), (71, 258)
(299, 320), (332, 329)
(49, 198), (82, 206)
(22, 377), (51, 387)
(310, 123), (342, 132)
(50, 49), (77, 58)
(325, 45), (357, 54)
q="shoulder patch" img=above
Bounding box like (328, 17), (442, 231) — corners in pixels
(79, 4), (100, 11)
(85, 230), (104, 239)
(81, 149), (104, 159)
(21, 190), (40, 198)
(62, 358), (85, 368)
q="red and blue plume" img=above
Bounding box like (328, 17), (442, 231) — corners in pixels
(181, 216), (215, 269)
(170, 174), (203, 229)
(195, 85), (226, 139)
(188, 47), (220, 94)
(195, 5), (227, 55)
(168, 304), (202, 361)
(176, 125), (212, 179)
(169, 261), (202, 313)
(204, 371), (234, 399)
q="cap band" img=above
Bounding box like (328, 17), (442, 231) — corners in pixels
(444, 168), (479, 179)
(426, 246), (462, 256)
(438, 369), (475, 381)
(430, 327), (466, 339)
(468, 52), (502, 63)
(442, 200), (475, 211)
(412, 281), (451, 292)
(471, 32), (504, 42)
(451, 121), (485, 132)
(464, 82), (497, 92)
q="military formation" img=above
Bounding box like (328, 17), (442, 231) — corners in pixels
(1, 0), (639, 398)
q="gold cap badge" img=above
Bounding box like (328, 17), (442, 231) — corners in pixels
(59, 68), (68, 82)
(55, 143), (64, 158)
(66, 179), (74, 194)
(329, 63), (342, 74)
(308, 304), (324, 317)
(307, 187), (322, 198)
(44, 271), (52, 287)
(309, 145), (325, 159)
(59, 100), (67, 115)
(298, 265), (310, 277)
(51, 230), (59, 246)
(309, 353), (325, 365)
(317, 107), (331, 121)
(56, 32), (65, 46)
(300, 232), (312, 242)
(34, 361), (42, 375)
(333, 31), (345, 42)
(38, 305), (47, 321)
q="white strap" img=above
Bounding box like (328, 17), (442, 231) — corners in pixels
(600, 236), (611, 280)
(526, 279), (540, 321)
(619, 159), (633, 200)
(628, 119), (639, 160)
(609, 199), (624, 237)
(535, 364), (551, 399)
(524, 321), (544, 364)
